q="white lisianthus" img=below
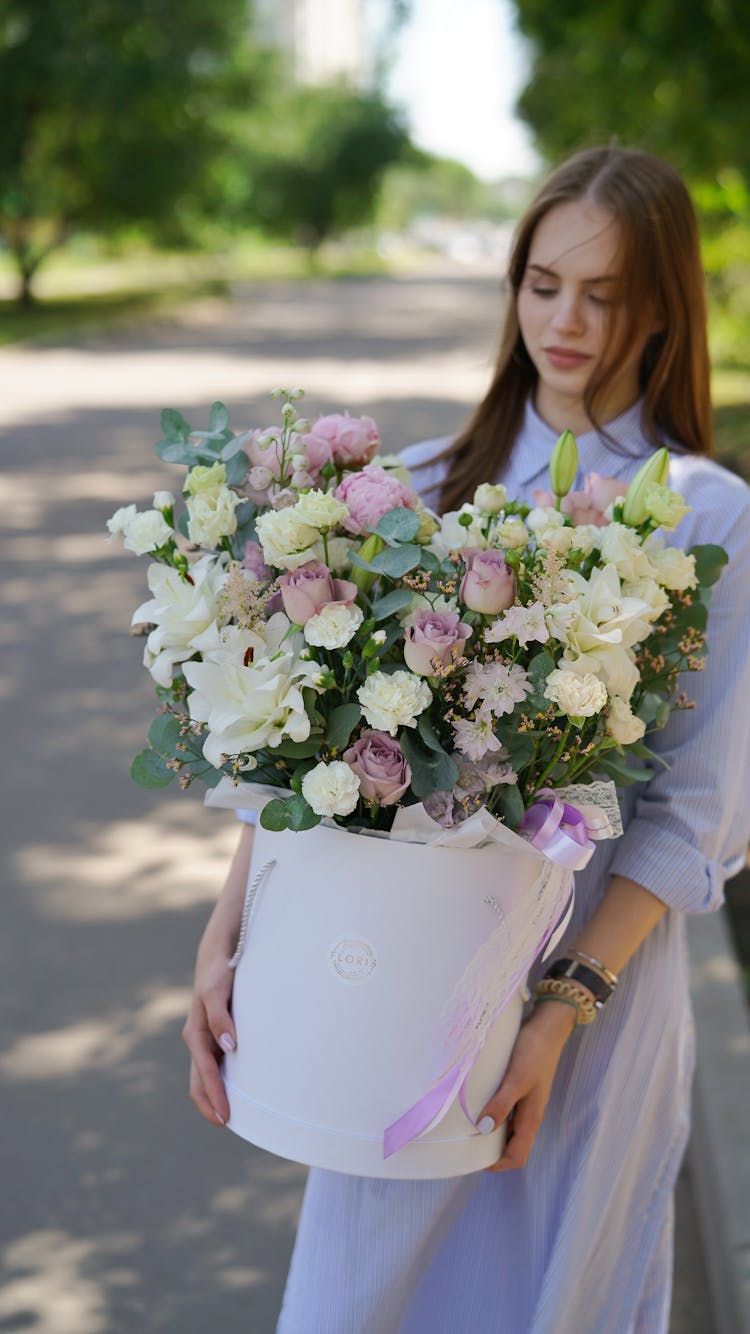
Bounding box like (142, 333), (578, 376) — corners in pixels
(526, 506), (565, 533)
(304, 602), (364, 649)
(153, 490), (175, 511)
(643, 483), (691, 530)
(184, 462), (227, 495)
(492, 517), (529, 550)
(544, 668), (607, 718)
(606, 695), (647, 744)
(255, 506), (320, 570)
(302, 760), (361, 817)
(132, 555), (226, 686)
(106, 504), (138, 539)
(183, 647), (321, 768)
(122, 509), (173, 555)
(569, 524), (600, 556)
(293, 489), (350, 531)
(429, 506), (486, 557)
(536, 523), (577, 554)
(597, 522), (657, 582)
(473, 482), (507, 514)
(357, 670), (432, 736)
(622, 576), (671, 620)
(645, 543), (697, 591)
(186, 486), (241, 548)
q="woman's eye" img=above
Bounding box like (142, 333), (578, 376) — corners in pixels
(588, 293), (613, 306)
(531, 287), (557, 298)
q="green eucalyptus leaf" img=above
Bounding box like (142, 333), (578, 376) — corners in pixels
(285, 793), (321, 831)
(690, 543), (729, 588)
(371, 587), (414, 621)
(160, 408), (191, 442)
(148, 713), (181, 754)
(209, 401), (229, 433)
(373, 507), (421, 543)
(417, 713), (445, 753)
(494, 783), (525, 830)
(224, 452), (249, 487)
(326, 702), (361, 752)
(273, 735), (324, 759)
(131, 749), (174, 789)
(595, 756), (654, 786)
(367, 544), (422, 578)
(260, 800), (291, 831)
(400, 731), (459, 797)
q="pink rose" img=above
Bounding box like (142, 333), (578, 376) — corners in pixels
(336, 465), (419, 535)
(533, 472), (625, 527)
(403, 609), (472, 676)
(277, 561), (358, 625)
(242, 540), (271, 581)
(311, 413), (381, 467)
(459, 548), (516, 615)
(343, 730), (411, 806)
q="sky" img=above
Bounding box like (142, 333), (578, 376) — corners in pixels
(380, 0), (541, 181)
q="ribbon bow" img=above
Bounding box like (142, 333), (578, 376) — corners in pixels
(519, 788), (596, 871)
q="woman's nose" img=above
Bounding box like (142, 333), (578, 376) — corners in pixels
(551, 293), (585, 334)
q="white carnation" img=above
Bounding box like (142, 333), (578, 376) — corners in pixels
(304, 602), (364, 649)
(122, 509), (173, 555)
(357, 670), (432, 736)
(302, 760), (361, 817)
(646, 544), (697, 591)
(293, 489), (350, 531)
(256, 506), (320, 570)
(606, 695), (647, 744)
(544, 668), (607, 718)
(106, 504), (137, 539)
(186, 486), (241, 548)
(492, 517), (529, 550)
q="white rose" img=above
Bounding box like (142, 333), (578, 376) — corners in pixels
(304, 602), (364, 649)
(255, 507), (320, 570)
(606, 695), (647, 744)
(184, 462), (227, 495)
(293, 489), (350, 531)
(544, 668), (607, 717)
(492, 517), (529, 550)
(569, 524), (600, 556)
(106, 504), (137, 539)
(122, 509), (173, 555)
(527, 506), (565, 533)
(537, 523), (577, 554)
(153, 490), (175, 510)
(473, 482), (507, 514)
(646, 544), (697, 591)
(597, 523), (657, 582)
(186, 486), (241, 548)
(357, 670), (432, 736)
(302, 760), (361, 817)
(622, 576), (670, 620)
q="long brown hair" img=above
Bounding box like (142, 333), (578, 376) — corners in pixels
(438, 145), (712, 513)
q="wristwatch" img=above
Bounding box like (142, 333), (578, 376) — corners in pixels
(544, 958), (613, 1007)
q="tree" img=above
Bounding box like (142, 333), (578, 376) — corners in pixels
(237, 84), (408, 253)
(513, 0), (750, 188)
(0, 0), (263, 303)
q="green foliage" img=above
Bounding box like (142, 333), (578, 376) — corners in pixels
(325, 703), (362, 752)
(260, 794), (320, 832)
(0, 0), (264, 301)
(399, 730), (459, 798)
(372, 507), (421, 544)
(131, 748), (174, 790)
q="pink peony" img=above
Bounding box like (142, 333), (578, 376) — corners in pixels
(403, 609), (472, 676)
(311, 413), (381, 467)
(459, 548), (516, 615)
(533, 472), (626, 528)
(277, 561), (358, 626)
(335, 465), (419, 535)
(343, 730), (411, 806)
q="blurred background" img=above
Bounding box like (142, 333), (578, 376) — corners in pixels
(1, 2), (748, 1331)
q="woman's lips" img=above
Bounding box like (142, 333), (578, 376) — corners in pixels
(543, 347), (593, 370)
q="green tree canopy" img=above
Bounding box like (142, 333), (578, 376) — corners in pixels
(0, 0), (263, 301)
(514, 0), (750, 189)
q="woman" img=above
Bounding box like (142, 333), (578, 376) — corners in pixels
(183, 146), (750, 1332)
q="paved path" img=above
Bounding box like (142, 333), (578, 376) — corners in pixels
(0, 272), (715, 1332)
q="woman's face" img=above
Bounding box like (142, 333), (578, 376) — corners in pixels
(516, 199), (655, 433)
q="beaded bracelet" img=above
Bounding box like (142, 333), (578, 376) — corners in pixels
(533, 977), (598, 1025)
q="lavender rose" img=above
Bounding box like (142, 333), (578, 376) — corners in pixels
(459, 548), (516, 615)
(336, 466), (419, 535)
(342, 730), (411, 806)
(277, 561), (358, 625)
(310, 413), (381, 467)
(403, 609), (472, 676)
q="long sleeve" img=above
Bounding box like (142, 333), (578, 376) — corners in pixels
(609, 459), (750, 912)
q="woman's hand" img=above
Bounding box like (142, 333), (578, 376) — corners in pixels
(182, 821), (255, 1128)
(479, 999), (577, 1172)
(182, 942), (237, 1128)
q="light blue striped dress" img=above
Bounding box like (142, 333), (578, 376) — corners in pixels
(264, 399), (750, 1334)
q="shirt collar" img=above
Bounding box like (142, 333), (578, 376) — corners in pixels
(507, 397), (654, 490)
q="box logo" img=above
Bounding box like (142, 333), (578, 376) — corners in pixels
(329, 938), (377, 983)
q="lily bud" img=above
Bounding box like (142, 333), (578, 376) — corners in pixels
(350, 533), (384, 593)
(622, 448), (670, 526)
(549, 430), (579, 499)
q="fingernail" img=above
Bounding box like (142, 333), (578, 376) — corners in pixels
(214, 1110), (226, 1125)
(219, 1032), (236, 1054)
(477, 1115), (496, 1135)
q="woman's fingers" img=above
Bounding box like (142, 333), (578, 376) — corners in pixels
(202, 979), (237, 1055)
(486, 1093), (544, 1172)
(182, 997), (231, 1127)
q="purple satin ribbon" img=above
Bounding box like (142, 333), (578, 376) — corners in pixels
(519, 789), (595, 870)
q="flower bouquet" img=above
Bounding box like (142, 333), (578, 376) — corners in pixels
(109, 391), (727, 1177)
